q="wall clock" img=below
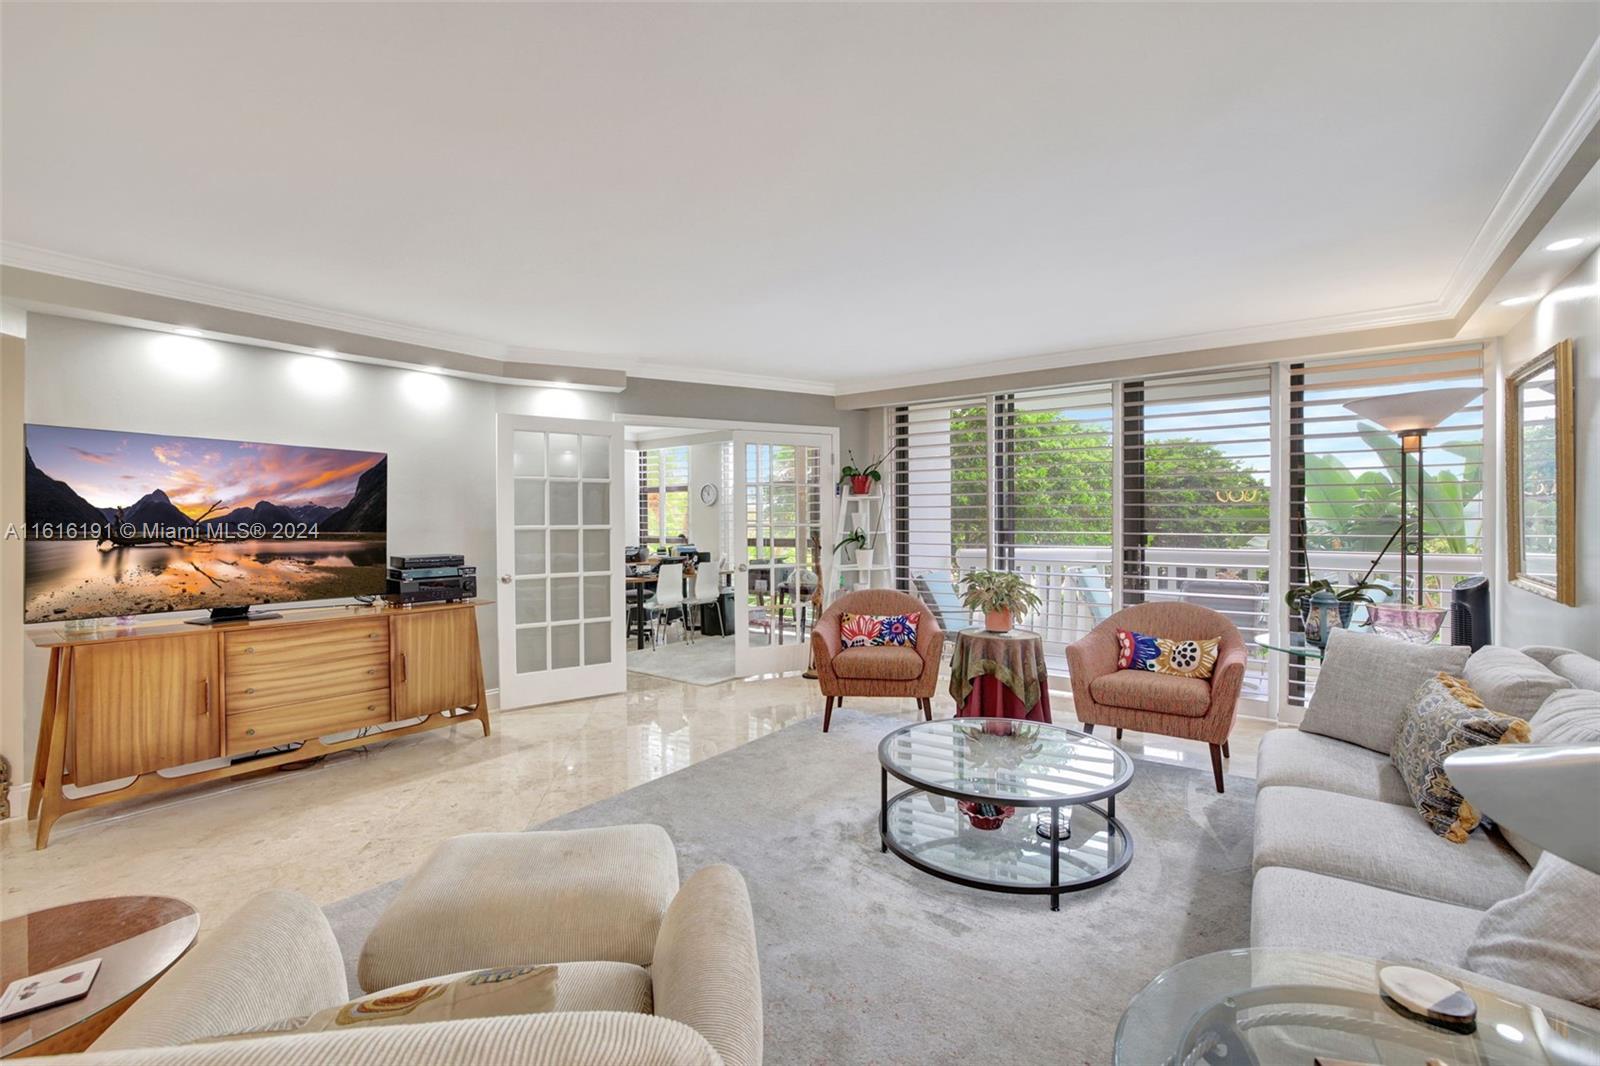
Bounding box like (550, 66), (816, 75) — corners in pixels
(700, 483), (719, 505)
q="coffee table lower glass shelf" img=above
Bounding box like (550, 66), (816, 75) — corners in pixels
(877, 718), (1135, 910)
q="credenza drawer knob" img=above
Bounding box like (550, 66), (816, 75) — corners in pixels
(366, 668), (375, 676)
(367, 704), (376, 711)
(369, 633), (379, 640)
(245, 687), (256, 695)
(243, 646), (255, 654)
(245, 727), (257, 736)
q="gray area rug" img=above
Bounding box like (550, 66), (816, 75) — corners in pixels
(625, 632), (741, 686)
(325, 708), (1257, 1065)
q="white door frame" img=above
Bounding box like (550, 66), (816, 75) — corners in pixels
(496, 414), (627, 708)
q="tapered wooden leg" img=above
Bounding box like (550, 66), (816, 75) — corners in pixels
(1082, 723), (1094, 734)
(29, 649), (61, 821)
(36, 650), (74, 849)
(1209, 744), (1225, 794)
(1115, 727), (1124, 740)
(919, 697), (932, 721)
(1222, 740), (1230, 759)
(468, 618), (491, 737)
(823, 695), (835, 732)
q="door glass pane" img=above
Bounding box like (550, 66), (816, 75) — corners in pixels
(515, 479), (545, 526)
(584, 621), (611, 665)
(582, 482), (609, 525)
(742, 442), (821, 651)
(583, 575), (608, 617)
(516, 626), (547, 672)
(515, 530), (545, 575)
(515, 578), (546, 624)
(550, 529), (579, 573)
(551, 624), (580, 669)
(514, 432), (545, 475)
(581, 434), (610, 478)
(549, 481), (579, 525)
(583, 529), (608, 572)
(550, 576), (580, 622)
(549, 434), (580, 477)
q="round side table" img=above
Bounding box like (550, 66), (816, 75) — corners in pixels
(949, 628), (1052, 722)
(1, 896), (198, 1058)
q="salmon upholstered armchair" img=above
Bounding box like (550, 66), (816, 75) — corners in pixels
(1065, 601), (1247, 792)
(811, 589), (945, 732)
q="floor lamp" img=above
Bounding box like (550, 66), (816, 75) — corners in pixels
(1342, 387), (1482, 605)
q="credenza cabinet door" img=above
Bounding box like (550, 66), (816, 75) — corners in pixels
(72, 634), (219, 786)
(392, 610), (481, 719)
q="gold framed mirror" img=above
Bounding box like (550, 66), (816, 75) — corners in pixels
(1504, 339), (1576, 604)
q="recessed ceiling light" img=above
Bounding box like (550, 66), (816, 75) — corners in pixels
(174, 326), (203, 337)
(1498, 295), (1539, 307)
(315, 348), (338, 357)
(1544, 237), (1585, 252)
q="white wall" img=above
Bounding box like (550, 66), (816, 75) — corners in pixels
(1492, 247), (1600, 653)
(9, 313), (867, 775)
(687, 441), (728, 554)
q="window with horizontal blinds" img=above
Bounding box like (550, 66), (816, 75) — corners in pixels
(1287, 348), (1485, 704)
(993, 383), (1116, 658)
(892, 400), (989, 620)
(1121, 367), (1272, 700)
(638, 446), (690, 547)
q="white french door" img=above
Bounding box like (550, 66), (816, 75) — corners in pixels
(732, 431), (834, 676)
(496, 415), (626, 708)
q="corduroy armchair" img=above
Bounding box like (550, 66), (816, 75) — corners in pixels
(1065, 601), (1247, 792)
(811, 589), (945, 732)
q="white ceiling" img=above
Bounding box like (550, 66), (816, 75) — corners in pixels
(3, 3), (1598, 393)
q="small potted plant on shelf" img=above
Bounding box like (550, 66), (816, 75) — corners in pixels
(1284, 578), (1390, 648)
(833, 527), (875, 573)
(958, 569), (1041, 634)
(838, 450), (887, 496)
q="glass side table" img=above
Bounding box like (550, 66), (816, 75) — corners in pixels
(1114, 948), (1600, 1066)
(1253, 632), (1325, 660)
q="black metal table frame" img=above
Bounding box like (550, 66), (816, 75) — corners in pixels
(877, 720), (1134, 911)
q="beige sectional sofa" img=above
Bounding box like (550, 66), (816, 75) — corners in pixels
(1251, 636), (1600, 1027)
(36, 828), (762, 1066)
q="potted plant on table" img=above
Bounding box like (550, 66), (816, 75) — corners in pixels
(958, 569), (1041, 633)
(837, 450), (887, 496)
(1284, 578), (1390, 648)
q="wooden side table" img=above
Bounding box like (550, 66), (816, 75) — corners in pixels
(1, 897), (198, 1058)
(949, 628), (1052, 722)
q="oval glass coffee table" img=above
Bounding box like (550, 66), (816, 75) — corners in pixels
(877, 717), (1134, 910)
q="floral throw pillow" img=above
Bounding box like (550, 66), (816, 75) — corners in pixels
(1115, 628), (1219, 679)
(1392, 673), (1530, 843)
(840, 612), (919, 648)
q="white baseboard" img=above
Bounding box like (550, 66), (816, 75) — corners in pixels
(3, 783), (30, 822)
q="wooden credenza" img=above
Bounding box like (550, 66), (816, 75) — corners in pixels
(27, 601), (489, 849)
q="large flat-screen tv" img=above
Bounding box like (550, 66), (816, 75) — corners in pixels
(23, 425), (387, 624)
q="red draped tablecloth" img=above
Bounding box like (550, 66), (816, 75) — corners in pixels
(948, 628), (1052, 723)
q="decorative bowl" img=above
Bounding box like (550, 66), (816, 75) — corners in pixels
(957, 800), (1016, 830)
(1367, 603), (1448, 644)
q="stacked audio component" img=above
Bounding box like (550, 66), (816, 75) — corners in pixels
(387, 554), (476, 605)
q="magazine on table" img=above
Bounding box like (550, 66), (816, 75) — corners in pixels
(0, 958), (101, 1020)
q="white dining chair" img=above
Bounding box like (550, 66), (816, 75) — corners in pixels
(687, 563), (722, 637)
(644, 562), (688, 648)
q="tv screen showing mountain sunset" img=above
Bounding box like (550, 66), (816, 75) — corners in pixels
(22, 424), (387, 623)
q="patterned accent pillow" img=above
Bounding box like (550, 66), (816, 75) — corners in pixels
(840, 612), (919, 648)
(207, 964), (557, 1042)
(1391, 673), (1530, 843)
(1116, 628), (1218, 679)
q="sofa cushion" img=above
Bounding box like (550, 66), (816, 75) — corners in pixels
(1531, 688), (1600, 744)
(1464, 646), (1572, 717)
(831, 646), (923, 681)
(1391, 674), (1530, 842)
(1089, 670), (1211, 716)
(652, 865), (763, 1066)
(1251, 866), (1483, 966)
(1521, 646), (1600, 691)
(1467, 853), (1600, 1009)
(1300, 629), (1470, 754)
(1254, 729), (1411, 806)
(358, 827), (679, 993)
(551, 962), (654, 1013)
(1253, 785), (1529, 909)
